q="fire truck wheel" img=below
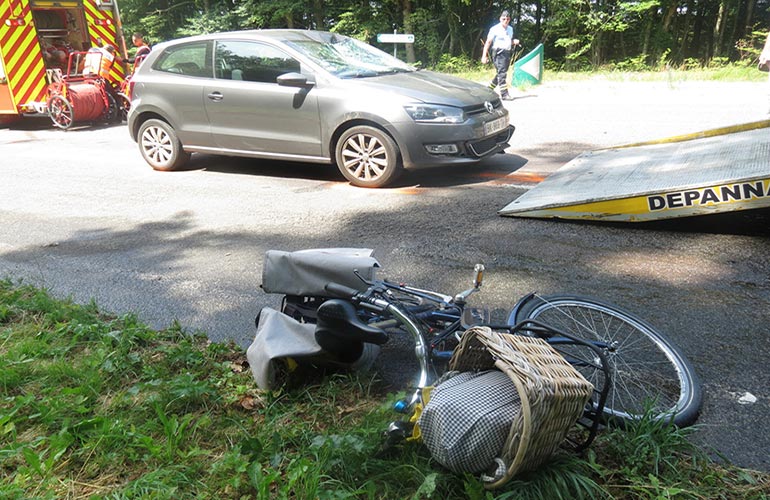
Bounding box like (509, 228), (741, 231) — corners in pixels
(104, 93), (121, 124)
(137, 119), (191, 171)
(117, 93), (131, 122)
(0, 115), (21, 127)
(48, 95), (74, 130)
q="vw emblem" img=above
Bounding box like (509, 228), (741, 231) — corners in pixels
(484, 101), (494, 113)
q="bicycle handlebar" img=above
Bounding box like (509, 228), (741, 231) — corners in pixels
(324, 282), (361, 299)
(324, 280), (429, 405)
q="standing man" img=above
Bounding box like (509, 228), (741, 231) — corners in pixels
(127, 33), (151, 68)
(481, 10), (520, 101)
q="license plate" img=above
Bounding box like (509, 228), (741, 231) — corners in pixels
(483, 116), (508, 136)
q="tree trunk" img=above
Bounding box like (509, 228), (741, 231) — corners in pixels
(402, 0), (416, 63)
(679, 0), (693, 60)
(312, 0), (324, 30)
(662, 0), (678, 33)
(592, 31), (602, 67)
(743, 0), (756, 40)
(447, 12), (459, 55)
(642, 7), (653, 64)
(714, 0), (726, 57)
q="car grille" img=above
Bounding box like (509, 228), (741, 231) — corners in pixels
(467, 126), (514, 157)
(464, 99), (503, 117)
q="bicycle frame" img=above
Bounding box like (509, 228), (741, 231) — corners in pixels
(324, 277), (611, 451)
(267, 249), (699, 445)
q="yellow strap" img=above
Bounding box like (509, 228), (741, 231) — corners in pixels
(407, 386), (434, 442)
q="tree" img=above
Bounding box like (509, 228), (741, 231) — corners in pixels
(117, 0), (770, 68)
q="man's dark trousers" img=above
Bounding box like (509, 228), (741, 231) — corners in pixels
(490, 49), (512, 96)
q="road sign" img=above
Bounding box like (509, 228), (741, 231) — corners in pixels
(377, 33), (415, 44)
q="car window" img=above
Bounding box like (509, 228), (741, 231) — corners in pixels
(286, 33), (413, 79)
(214, 40), (301, 83)
(154, 41), (211, 77)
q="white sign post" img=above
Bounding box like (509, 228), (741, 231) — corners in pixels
(377, 32), (415, 58)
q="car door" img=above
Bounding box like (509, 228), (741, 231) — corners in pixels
(204, 39), (323, 158)
(146, 40), (213, 146)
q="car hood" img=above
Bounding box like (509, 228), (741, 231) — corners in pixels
(352, 70), (497, 106)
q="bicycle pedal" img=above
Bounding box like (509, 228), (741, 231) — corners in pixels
(384, 420), (412, 444)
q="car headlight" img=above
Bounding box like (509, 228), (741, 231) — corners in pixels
(404, 104), (466, 124)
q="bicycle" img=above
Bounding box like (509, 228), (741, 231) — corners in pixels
(262, 251), (702, 448)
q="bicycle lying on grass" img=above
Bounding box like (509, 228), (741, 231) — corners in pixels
(258, 250), (702, 453)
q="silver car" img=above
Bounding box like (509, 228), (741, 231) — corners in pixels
(127, 29), (514, 188)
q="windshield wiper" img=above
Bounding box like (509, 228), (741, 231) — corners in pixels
(376, 68), (411, 75)
(337, 69), (379, 78)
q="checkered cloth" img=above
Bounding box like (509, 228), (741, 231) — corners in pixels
(418, 370), (521, 474)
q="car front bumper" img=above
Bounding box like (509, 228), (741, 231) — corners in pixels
(390, 120), (515, 168)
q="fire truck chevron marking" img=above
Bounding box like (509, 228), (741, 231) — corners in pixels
(2, 5), (48, 108)
(0, 0), (127, 118)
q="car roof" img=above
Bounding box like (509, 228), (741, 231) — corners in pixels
(155, 29), (339, 48)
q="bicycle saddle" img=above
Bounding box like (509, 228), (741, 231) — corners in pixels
(313, 299), (387, 360)
(315, 299), (389, 345)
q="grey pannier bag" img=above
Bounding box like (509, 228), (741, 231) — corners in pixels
(418, 370), (521, 475)
(261, 248), (380, 297)
(247, 307), (379, 390)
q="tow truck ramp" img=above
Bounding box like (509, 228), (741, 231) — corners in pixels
(499, 121), (770, 222)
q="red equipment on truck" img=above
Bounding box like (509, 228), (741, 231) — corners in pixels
(0, 0), (128, 128)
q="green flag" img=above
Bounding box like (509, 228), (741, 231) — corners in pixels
(512, 43), (544, 86)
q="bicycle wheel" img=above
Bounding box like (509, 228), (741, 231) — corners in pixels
(513, 294), (701, 427)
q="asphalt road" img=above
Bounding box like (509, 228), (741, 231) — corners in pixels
(2, 78), (769, 472)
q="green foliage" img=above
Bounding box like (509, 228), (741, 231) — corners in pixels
(434, 54), (477, 73)
(1, 281), (769, 498)
(407, 8), (444, 65)
(331, 10), (390, 43)
(115, 0), (770, 70)
(607, 55), (652, 72)
(177, 9), (241, 36)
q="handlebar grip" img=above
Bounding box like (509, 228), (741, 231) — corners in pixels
(324, 282), (361, 299)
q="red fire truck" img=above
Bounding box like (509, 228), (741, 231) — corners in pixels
(0, 0), (128, 126)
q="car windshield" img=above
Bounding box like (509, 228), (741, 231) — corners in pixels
(285, 33), (414, 79)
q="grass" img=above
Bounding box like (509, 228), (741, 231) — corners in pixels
(1, 279), (769, 499)
(450, 64), (770, 88)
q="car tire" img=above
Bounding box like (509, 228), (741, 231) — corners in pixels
(137, 118), (191, 171)
(335, 125), (403, 188)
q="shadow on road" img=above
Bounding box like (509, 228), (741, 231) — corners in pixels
(546, 208), (770, 237)
(181, 151), (537, 189)
(643, 208), (770, 236)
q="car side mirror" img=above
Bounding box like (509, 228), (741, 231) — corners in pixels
(277, 72), (315, 88)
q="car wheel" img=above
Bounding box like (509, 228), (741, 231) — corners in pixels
(335, 125), (403, 188)
(137, 118), (191, 171)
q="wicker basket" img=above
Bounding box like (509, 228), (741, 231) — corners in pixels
(448, 326), (594, 488)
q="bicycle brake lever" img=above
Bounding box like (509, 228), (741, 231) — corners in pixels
(454, 264), (485, 304)
(353, 269), (374, 287)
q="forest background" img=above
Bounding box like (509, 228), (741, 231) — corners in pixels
(117, 0), (770, 73)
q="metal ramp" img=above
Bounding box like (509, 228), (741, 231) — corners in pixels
(499, 121), (770, 222)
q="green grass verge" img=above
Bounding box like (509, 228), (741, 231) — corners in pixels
(451, 66), (770, 87)
(1, 280), (768, 499)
